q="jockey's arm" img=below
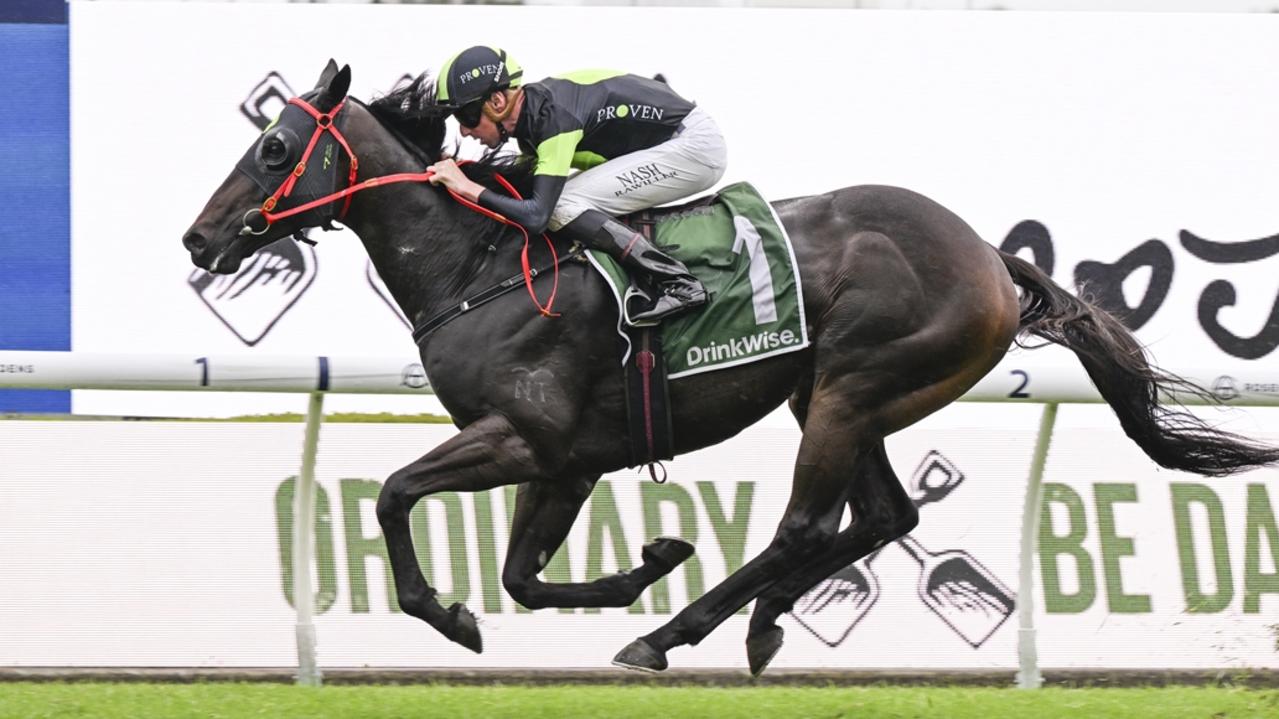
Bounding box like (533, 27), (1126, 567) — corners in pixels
(475, 129), (580, 234)
(475, 173), (566, 235)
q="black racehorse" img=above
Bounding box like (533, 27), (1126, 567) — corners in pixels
(183, 62), (1279, 674)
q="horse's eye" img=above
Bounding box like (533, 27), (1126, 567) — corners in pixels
(261, 136), (290, 170)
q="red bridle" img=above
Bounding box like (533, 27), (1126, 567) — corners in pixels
(239, 96), (358, 234)
(240, 95), (560, 317)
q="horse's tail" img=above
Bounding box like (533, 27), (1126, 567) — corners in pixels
(997, 249), (1279, 477)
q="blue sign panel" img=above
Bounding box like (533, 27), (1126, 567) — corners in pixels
(0, 2), (69, 412)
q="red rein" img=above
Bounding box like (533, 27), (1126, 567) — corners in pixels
(255, 97), (560, 319)
(438, 171), (562, 319)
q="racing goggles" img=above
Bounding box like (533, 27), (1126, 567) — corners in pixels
(454, 99), (486, 129)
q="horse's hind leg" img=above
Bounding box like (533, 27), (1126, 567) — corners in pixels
(745, 440), (915, 675)
(613, 387), (873, 672)
(501, 476), (695, 609)
(375, 414), (551, 653)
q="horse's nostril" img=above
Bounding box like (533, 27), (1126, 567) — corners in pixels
(183, 231), (207, 253)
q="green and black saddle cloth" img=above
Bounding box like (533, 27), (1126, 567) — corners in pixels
(586, 181), (810, 469)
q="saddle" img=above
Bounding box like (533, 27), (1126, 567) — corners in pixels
(618, 193), (719, 240)
(585, 183), (809, 471)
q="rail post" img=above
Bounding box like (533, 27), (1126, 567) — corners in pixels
(293, 391), (325, 686)
(1017, 401), (1058, 689)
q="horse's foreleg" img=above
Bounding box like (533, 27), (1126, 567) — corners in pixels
(744, 440), (917, 675)
(613, 394), (868, 672)
(502, 476), (695, 609)
(375, 414), (547, 653)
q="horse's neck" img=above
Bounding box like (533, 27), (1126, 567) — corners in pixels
(347, 187), (502, 330)
(339, 107), (525, 332)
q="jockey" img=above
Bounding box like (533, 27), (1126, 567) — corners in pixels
(426, 46), (727, 324)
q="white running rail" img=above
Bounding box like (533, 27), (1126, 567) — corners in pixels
(3, 350), (1276, 687)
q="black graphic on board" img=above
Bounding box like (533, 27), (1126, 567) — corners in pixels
(1000, 223), (1278, 359)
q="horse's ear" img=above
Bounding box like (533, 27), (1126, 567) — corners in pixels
(315, 63), (352, 110)
(330, 64), (352, 101)
(315, 59), (340, 91)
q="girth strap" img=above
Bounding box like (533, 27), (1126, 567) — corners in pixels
(411, 246), (585, 345)
(625, 324), (674, 475)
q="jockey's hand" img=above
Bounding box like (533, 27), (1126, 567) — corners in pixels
(427, 159), (484, 203)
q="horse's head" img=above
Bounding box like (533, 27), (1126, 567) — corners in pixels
(183, 60), (354, 274)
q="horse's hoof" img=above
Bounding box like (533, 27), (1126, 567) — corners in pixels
(612, 638), (668, 673)
(746, 626), (784, 677)
(447, 603), (483, 654)
(642, 537), (695, 574)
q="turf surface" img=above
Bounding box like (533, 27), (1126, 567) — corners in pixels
(2, 683), (1277, 719)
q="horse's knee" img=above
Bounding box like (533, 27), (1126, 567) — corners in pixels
(502, 570), (549, 610)
(375, 473), (411, 527)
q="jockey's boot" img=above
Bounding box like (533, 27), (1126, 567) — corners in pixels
(562, 209), (707, 324)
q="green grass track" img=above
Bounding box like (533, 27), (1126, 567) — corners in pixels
(2, 683), (1277, 719)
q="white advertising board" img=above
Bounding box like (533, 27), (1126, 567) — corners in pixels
(1, 419), (1275, 669)
(69, 3), (1279, 418)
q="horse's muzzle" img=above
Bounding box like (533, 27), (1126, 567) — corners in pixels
(182, 230), (229, 273)
(182, 230), (207, 254)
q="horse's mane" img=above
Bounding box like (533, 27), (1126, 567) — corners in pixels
(366, 72), (535, 198)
